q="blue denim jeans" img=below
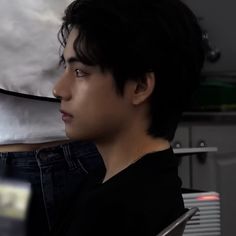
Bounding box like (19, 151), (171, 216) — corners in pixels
(0, 141), (104, 236)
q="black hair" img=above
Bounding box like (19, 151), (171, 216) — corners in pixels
(58, 0), (205, 141)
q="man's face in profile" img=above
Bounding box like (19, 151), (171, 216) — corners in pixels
(54, 28), (135, 143)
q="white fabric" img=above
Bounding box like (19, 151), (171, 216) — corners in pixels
(0, 0), (72, 98)
(0, 93), (67, 144)
(0, 0), (73, 144)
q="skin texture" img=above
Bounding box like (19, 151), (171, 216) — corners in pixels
(53, 27), (170, 182)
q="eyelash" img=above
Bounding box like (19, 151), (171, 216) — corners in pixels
(75, 69), (88, 78)
(59, 59), (89, 78)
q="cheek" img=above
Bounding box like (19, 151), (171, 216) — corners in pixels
(68, 80), (131, 138)
(73, 84), (120, 116)
(74, 94), (126, 131)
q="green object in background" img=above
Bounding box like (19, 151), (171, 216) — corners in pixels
(190, 79), (236, 111)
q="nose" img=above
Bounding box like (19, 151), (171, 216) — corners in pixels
(52, 88), (61, 100)
(53, 73), (71, 101)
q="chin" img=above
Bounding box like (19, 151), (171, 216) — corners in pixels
(66, 133), (80, 140)
(65, 130), (89, 141)
(65, 129), (78, 139)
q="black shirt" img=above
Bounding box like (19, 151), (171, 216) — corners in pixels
(52, 148), (185, 236)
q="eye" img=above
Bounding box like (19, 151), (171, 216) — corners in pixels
(75, 69), (88, 78)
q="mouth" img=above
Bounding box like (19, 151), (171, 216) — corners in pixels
(60, 109), (73, 122)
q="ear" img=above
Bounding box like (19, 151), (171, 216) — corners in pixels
(132, 72), (156, 105)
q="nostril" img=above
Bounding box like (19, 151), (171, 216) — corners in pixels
(55, 96), (62, 102)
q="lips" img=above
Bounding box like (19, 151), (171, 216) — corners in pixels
(60, 110), (73, 122)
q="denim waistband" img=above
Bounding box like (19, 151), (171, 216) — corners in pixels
(0, 142), (81, 174)
(0, 141), (101, 176)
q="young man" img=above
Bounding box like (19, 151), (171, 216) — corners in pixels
(52, 0), (204, 235)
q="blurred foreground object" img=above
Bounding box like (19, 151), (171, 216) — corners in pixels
(0, 180), (31, 236)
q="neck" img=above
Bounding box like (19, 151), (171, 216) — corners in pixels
(96, 129), (170, 183)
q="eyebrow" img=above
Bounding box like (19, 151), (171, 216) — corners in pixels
(60, 55), (81, 65)
(68, 57), (81, 64)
